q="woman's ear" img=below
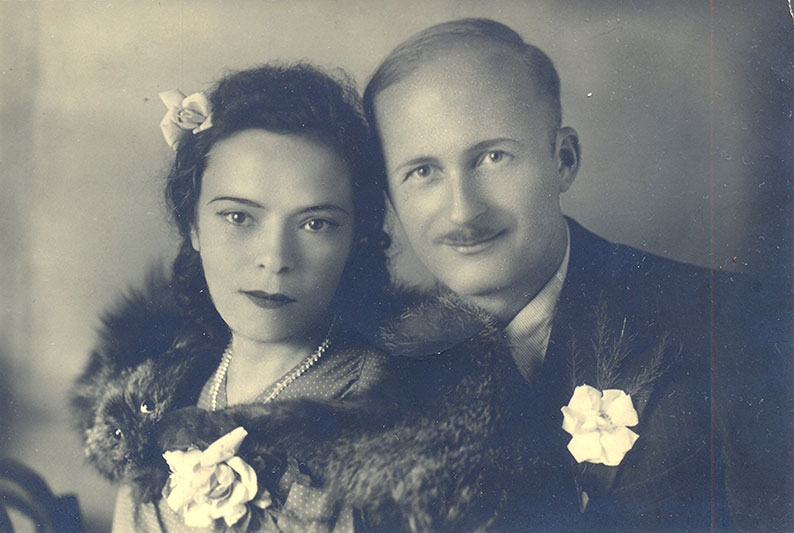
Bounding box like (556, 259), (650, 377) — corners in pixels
(189, 227), (200, 252)
(554, 127), (581, 193)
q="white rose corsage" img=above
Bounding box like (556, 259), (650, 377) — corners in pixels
(163, 426), (271, 529)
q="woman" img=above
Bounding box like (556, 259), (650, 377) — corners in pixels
(71, 62), (395, 532)
(73, 61), (527, 533)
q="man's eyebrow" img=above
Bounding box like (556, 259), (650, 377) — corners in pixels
(389, 139), (522, 175)
(465, 138), (521, 156)
(300, 204), (351, 216)
(390, 157), (438, 176)
(207, 196), (264, 208)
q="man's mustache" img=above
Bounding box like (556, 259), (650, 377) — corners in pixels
(434, 225), (503, 246)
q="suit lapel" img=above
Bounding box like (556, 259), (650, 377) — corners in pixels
(538, 220), (627, 507)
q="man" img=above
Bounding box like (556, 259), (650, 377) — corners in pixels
(363, 18), (792, 531)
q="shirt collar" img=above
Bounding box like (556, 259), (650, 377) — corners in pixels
(505, 220), (570, 380)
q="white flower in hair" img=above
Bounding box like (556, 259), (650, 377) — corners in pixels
(159, 89), (213, 151)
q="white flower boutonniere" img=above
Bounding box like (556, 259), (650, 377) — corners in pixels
(561, 384), (639, 467)
(163, 426), (271, 529)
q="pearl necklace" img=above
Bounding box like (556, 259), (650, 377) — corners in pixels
(210, 321), (335, 411)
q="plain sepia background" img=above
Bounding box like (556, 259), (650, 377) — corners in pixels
(1, 1), (791, 530)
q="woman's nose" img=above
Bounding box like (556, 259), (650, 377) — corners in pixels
(255, 226), (295, 273)
(447, 172), (487, 225)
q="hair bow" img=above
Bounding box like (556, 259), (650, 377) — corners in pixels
(159, 90), (213, 151)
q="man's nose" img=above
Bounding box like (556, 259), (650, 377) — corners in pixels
(255, 225), (295, 274)
(447, 172), (487, 225)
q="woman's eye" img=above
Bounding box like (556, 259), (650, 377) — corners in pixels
(405, 165), (433, 182)
(113, 428), (124, 440)
(477, 150), (511, 167)
(301, 219), (337, 232)
(221, 211), (250, 225)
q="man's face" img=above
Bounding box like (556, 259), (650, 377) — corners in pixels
(374, 45), (576, 318)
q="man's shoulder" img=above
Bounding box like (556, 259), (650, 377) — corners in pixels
(565, 219), (788, 373)
(567, 218), (720, 289)
(564, 218), (764, 323)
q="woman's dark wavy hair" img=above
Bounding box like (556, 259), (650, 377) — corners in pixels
(165, 63), (390, 335)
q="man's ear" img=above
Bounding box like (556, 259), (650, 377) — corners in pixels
(189, 226), (200, 252)
(554, 127), (580, 193)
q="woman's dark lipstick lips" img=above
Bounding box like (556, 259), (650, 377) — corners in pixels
(242, 291), (295, 309)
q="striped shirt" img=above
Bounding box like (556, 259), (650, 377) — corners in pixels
(505, 222), (570, 383)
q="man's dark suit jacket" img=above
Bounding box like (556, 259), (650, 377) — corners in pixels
(494, 218), (792, 531)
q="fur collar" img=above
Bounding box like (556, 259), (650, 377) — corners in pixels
(378, 287), (500, 357)
(70, 268), (224, 500)
(70, 273), (542, 531)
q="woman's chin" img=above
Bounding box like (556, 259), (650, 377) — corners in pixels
(229, 317), (332, 346)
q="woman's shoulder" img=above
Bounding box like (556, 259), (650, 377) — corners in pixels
(324, 326), (395, 396)
(91, 269), (187, 369)
(71, 269), (186, 432)
(79, 266), (226, 379)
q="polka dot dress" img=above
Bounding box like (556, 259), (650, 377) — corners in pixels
(111, 329), (390, 533)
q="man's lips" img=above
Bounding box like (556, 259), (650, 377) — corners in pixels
(241, 291), (296, 309)
(436, 228), (506, 255)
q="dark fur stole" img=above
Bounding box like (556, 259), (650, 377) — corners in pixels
(377, 287), (497, 358)
(155, 293), (532, 532)
(69, 268), (225, 501)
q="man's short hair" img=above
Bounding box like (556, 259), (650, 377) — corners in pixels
(363, 18), (563, 132)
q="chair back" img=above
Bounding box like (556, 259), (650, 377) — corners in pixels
(0, 458), (83, 533)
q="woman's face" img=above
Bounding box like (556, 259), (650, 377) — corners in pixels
(191, 129), (354, 344)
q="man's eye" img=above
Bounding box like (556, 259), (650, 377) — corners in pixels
(405, 165), (433, 182)
(301, 219), (337, 232)
(221, 211), (250, 225)
(477, 150), (511, 167)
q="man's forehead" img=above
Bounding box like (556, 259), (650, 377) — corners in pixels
(374, 47), (541, 127)
(374, 42), (540, 114)
(418, 41), (527, 84)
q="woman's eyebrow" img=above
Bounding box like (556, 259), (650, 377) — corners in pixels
(300, 204), (351, 216)
(207, 196), (264, 208)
